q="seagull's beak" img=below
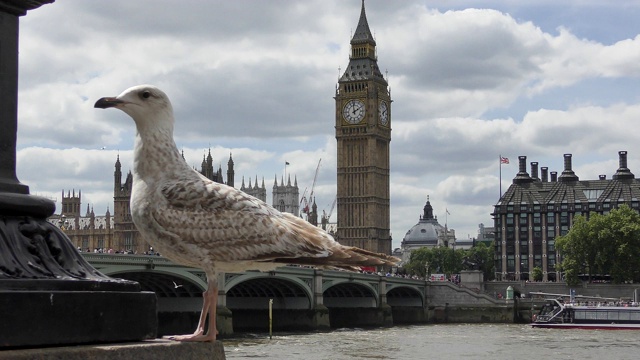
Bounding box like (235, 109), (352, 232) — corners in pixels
(94, 97), (124, 109)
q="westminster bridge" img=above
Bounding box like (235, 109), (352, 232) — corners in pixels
(78, 254), (640, 334)
(83, 253), (433, 335)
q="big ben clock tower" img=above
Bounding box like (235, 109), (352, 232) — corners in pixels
(335, 0), (392, 255)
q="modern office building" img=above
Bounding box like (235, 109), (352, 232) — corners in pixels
(493, 151), (640, 281)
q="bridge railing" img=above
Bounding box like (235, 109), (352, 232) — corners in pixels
(82, 253), (176, 266)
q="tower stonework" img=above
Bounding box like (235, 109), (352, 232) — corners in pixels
(227, 153), (235, 188)
(335, 1), (392, 255)
(272, 175), (300, 216)
(113, 155), (140, 251)
(60, 189), (81, 218)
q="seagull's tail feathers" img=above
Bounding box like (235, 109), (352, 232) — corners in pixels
(262, 211), (398, 270)
(272, 245), (399, 269)
(345, 246), (400, 267)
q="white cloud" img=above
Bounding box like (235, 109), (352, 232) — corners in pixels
(14, 0), (640, 249)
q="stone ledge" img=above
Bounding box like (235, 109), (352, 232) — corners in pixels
(0, 339), (226, 360)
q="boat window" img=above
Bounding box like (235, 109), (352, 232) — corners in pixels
(607, 311), (619, 321)
(630, 312), (640, 321)
(539, 303), (557, 316)
(618, 311), (630, 321)
(597, 311), (609, 320)
(584, 311), (597, 320)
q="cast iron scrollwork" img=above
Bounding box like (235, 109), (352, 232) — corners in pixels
(1, 216), (120, 283)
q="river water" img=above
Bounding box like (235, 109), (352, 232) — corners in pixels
(223, 324), (640, 359)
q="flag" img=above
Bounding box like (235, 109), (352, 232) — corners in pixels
(285, 161), (290, 165)
(446, 208), (450, 215)
(500, 156), (509, 164)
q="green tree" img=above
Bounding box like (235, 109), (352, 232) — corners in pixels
(532, 266), (543, 282)
(464, 242), (495, 281)
(404, 244), (494, 280)
(556, 214), (600, 285)
(597, 205), (640, 283)
(557, 205), (640, 284)
(405, 247), (431, 278)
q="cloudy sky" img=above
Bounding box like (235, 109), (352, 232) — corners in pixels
(16, 0), (640, 249)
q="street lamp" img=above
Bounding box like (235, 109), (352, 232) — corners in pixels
(425, 260), (430, 280)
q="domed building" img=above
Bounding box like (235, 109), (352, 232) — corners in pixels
(399, 196), (456, 264)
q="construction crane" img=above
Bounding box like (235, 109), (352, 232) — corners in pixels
(321, 196), (336, 231)
(299, 158), (321, 218)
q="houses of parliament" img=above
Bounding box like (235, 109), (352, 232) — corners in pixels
(49, 150), (301, 254)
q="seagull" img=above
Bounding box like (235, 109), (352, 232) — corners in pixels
(172, 281), (183, 289)
(94, 85), (399, 342)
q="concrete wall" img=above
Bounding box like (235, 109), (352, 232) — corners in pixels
(392, 307), (428, 324)
(429, 282), (500, 306)
(425, 282), (515, 324)
(430, 304), (513, 323)
(485, 281), (640, 300)
(232, 308), (329, 332)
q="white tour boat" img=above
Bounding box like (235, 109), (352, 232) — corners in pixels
(530, 291), (640, 330)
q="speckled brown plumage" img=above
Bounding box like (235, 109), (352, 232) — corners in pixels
(95, 84), (398, 342)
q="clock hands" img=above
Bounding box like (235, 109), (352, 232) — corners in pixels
(343, 99), (365, 123)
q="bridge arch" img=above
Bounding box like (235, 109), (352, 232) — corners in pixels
(386, 285), (424, 307)
(323, 281), (378, 308)
(224, 272), (313, 310)
(107, 269), (205, 312)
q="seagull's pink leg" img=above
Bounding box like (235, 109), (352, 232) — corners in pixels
(192, 288), (212, 336)
(205, 280), (218, 340)
(166, 276), (218, 342)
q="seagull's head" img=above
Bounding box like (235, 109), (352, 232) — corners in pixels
(94, 85), (174, 130)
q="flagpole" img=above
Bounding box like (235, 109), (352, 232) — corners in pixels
(284, 161), (290, 182)
(499, 155), (502, 200)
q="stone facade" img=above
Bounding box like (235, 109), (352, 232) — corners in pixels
(49, 190), (114, 252)
(335, 1), (392, 255)
(272, 175), (300, 216)
(241, 176), (267, 202)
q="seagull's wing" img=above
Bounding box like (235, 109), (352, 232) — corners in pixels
(152, 175), (341, 263)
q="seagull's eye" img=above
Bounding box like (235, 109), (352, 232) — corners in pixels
(141, 91), (151, 99)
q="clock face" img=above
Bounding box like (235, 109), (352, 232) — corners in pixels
(342, 99), (366, 124)
(378, 101), (389, 126)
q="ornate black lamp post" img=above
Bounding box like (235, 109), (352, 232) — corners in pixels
(0, 1), (156, 347)
(425, 260), (430, 281)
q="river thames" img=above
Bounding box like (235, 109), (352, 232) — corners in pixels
(223, 324), (640, 359)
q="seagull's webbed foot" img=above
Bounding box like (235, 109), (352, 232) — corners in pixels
(165, 330), (218, 342)
(164, 275), (219, 342)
